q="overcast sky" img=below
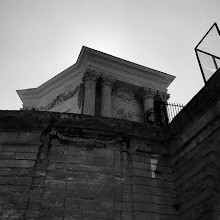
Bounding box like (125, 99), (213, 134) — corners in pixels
(0, 0), (220, 110)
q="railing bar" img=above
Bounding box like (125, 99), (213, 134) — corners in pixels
(166, 105), (170, 122)
(171, 104), (174, 120)
(169, 105), (172, 122)
(166, 102), (185, 123)
(174, 104), (177, 116)
(171, 104), (174, 118)
(166, 104), (170, 122)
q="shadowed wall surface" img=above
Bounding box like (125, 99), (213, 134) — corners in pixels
(167, 68), (220, 220)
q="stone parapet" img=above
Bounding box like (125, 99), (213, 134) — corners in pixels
(158, 91), (170, 102)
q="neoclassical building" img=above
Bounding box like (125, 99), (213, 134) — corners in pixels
(17, 46), (174, 123)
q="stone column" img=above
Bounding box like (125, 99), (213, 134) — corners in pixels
(142, 87), (157, 112)
(82, 69), (100, 116)
(100, 75), (116, 117)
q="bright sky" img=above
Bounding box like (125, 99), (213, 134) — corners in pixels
(0, 0), (220, 110)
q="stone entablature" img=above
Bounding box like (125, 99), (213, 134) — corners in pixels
(17, 46), (174, 123)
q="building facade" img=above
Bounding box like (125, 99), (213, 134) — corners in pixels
(17, 47), (174, 123)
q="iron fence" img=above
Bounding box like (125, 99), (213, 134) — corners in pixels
(166, 103), (184, 123)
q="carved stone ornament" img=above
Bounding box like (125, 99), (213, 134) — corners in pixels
(141, 87), (157, 99)
(144, 107), (156, 125)
(47, 127), (123, 148)
(82, 68), (101, 82)
(158, 92), (170, 102)
(101, 75), (116, 87)
(37, 127), (124, 163)
(112, 87), (138, 103)
(144, 98), (169, 126)
(40, 86), (80, 111)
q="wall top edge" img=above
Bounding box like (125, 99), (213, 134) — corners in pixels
(0, 110), (164, 141)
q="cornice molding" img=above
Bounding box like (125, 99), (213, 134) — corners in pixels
(81, 47), (175, 84)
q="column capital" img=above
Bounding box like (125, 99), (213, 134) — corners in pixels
(101, 75), (116, 87)
(83, 68), (101, 82)
(157, 92), (170, 102)
(140, 87), (157, 99)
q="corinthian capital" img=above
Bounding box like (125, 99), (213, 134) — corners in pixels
(83, 68), (101, 82)
(101, 74), (116, 87)
(158, 92), (170, 102)
(141, 87), (157, 99)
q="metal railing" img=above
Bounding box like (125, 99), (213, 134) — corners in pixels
(166, 103), (184, 123)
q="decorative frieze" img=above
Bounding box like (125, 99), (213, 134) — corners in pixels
(112, 87), (138, 103)
(39, 86), (80, 111)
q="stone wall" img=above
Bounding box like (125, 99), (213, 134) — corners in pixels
(167, 69), (220, 220)
(0, 111), (177, 220)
